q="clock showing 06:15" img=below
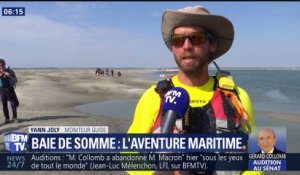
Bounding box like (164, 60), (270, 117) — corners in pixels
(2, 7), (25, 16)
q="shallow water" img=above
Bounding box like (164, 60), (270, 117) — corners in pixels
(75, 99), (138, 119)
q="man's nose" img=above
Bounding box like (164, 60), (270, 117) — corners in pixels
(182, 38), (193, 50)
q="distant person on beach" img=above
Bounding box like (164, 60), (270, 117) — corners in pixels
(95, 68), (101, 76)
(256, 128), (285, 154)
(128, 5), (258, 175)
(111, 69), (114, 77)
(117, 71), (121, 77)
(0, 58), (19, 124)
(105, 67), (109, 76)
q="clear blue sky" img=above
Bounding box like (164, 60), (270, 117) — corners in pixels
(1, 2), (300, 68)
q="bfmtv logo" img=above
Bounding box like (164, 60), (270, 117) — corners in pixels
(164, 90), (182, 104)
(4, 132), (28, 153)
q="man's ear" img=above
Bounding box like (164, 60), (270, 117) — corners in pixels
(209, 41), (217, 54)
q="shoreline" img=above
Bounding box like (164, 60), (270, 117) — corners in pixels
(256, 111), (300, 124)
(12, 67), (300, 71)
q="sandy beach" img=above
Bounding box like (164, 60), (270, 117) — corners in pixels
(0, 68), (299, 175)
(0, 68), (157, 134)
(0, 68), (156, 175)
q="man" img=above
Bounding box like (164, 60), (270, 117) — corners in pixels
(256, 128), (284, 154)
(111, 69), (114, 77)
(128, 5), (258, 175)
(0, 58), (19, 124)
(128, 5), (255, 136)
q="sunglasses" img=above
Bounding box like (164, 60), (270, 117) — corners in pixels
(171, 32), (211, 47)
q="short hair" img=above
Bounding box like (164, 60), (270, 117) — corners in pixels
(257, 128), (276, 139)
(0, 58), (5, 65)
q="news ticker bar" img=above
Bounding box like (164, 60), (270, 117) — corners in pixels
(0, 153), (298, 171)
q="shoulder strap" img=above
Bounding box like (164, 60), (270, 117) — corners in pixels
(154, 78), (174, 98)
(213, 69), (252, 133)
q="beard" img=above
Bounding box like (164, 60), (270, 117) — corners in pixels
(174, 52), (210, 75)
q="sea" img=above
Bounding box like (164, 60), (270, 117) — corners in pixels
(148, 69), (300, 115)
(76, 69), (300, 151)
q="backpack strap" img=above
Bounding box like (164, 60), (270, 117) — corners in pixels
(154, 78), (174, 98)
(213, 73), (251, 134)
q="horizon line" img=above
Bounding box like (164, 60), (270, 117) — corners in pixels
(11, 66), (300, 70)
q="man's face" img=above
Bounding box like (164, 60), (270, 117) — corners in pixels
(257, 129), (276, 153)
(171, 26), (216, 75)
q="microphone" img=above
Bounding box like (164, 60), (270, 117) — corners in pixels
(161, 87), (190, 133)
